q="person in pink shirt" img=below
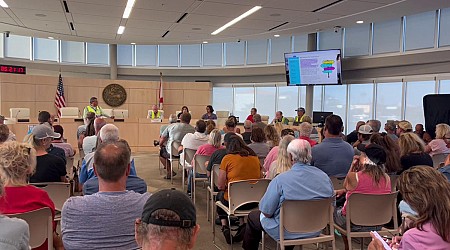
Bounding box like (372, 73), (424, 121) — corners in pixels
(425, 123), (450, 157)
(369, 166), (450, 250)
(263, 129), (295, 175)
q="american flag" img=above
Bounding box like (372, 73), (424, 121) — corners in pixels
(159, 72), (164, 110)
(54, 73), (66, 117)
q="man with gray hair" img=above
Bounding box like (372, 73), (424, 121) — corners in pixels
(241, 120), (252, 144)
(62, 141), (150, 250)
(253, 114), (267, 130)
(367, 119), (381, 133)
(135, 189), (200, 250)
(242, 139), (334, 250)
(298, 122), (317, 147)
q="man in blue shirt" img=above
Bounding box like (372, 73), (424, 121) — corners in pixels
(242, 139), (334, 250)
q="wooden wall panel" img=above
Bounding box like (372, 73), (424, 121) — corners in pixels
(1, 83), (35, 102)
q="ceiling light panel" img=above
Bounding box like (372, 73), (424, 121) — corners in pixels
(0, 0), (8, 8)
(117, 26), (125, 34)
(123, 0), (136, 18)
(211, 6), (262, 35)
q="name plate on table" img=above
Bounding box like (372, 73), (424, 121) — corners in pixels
(114, 119), (125, 122)
(74, 118), (84, 122)
(151, 119), (162, 123)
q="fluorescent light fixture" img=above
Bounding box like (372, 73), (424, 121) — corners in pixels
(122, 0), (136, 18)
(131, 42), (136, 45)
(274, 34), (280, 37)
(203, 41), (208, 44)
(211, 6), (262, 35)
(48, 36), (54, 40)
(0, 0), (8, 8)
(356, 20), (364, 24)
(117, 26), (125, 34)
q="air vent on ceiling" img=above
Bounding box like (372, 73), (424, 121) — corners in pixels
(63, 0), (70, 13)
(70, 22), (75, 30)
(268, 22), (289, 31)
(162, 30), (170, 38)
(312, 0), (343, 12)
(176, 13), (188, 23)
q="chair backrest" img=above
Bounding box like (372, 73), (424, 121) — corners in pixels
(184, 148), (196, 165)
(60, 107), (79, 118)
(66, 157), (75, 177)
(227, 179), (271, 214)
(330, 176), (344, 190)
(281, 197), (334, 233)
(347, 192), (398, 227)
(7, 207), (53, 249)
(216, 111), (230, 118)
(258, 156), (265, 168)
(211, 164), (220, 187)
(9, 108), (30, 119)
(432, 153), (449, 169)
(194, 154), (210, 175)
(171, 140), (182, 157)
(31, 182), (71, 211)
(389, 175), (400, 191)
(102, 108), (113, 117)
(113, 109), (129, 118)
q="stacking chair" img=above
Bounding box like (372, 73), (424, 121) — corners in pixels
(330, 176), (344, 190)
(432, 153), (449, 169)
(213, 179), (270, 249)
(207, 164), (220, 231)
(7, 207), (53, 250)
(66, 157), (75, 180)
(31, 182), (71, 213)
(334, 192), (399, 250)
(168, 140), (182, 184)
(191, 154), (210, 204)
(182, 148), (196, 191)
(261, 197), (336, 250)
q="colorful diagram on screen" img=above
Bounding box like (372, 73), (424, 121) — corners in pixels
(321, 60), (335, 78)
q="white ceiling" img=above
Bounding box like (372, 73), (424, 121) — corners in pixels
(1, 0), (450, 45)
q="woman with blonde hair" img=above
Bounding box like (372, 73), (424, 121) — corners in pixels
(425, 123), (450, 156)
(264, 125), (280, 148)
(398, 133), (432, 173)
(0, 141), (64, 250)
(267, 135), (294, 179)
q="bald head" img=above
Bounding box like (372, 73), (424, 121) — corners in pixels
(94, 118), (107, 134)
(244, 120), (252, 130)
(94, 140), (130, 182)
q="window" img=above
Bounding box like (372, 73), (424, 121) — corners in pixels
(181, 44), (201, 67)
(247, 39), (267, 65)
(313, 85), (323, 112)
(373, 19), (401, 54)
(256, 86), (276, 120)
(319, 30), (342, 50)
(439, 80), (450, 93)
(117, 45), (133, 66)
(347, 83), (374, 131)
(324, 85), (347, 122)
(225, 42), (245, 66)
(344, 24), (370, 57)
(405, 11), (436, 51)
(299, 86), (306, 108)
(33, 38), (58, 61)
(375, 82), (403, 130)
(159, 45), (179, 67)
(439, 8), (450, 47)
(136, 45), (157, 66)
(404, 81), (436, 126)
(61, 41), (85, 63)
(233, 87), (255, 122)
(87, 43), (109, 65)
(203, 43), (222, 67)
(277, 86), (298, 118)
(271, 36), (291, 63)
(293, 35), (308, 52)
(5, 35), (31, 59)
(212, 87), (233, 113)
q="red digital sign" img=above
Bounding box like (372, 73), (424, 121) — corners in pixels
(0, 65), (26, 74)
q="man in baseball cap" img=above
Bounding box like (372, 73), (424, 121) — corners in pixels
(135, 189), (200, 250)
(293, 107), (306, 126)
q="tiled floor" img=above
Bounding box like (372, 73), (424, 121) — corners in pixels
(133, 152), (365, 250)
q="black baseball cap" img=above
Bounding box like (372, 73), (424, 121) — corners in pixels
(295, 107), (305, 112)
(141, 189), (196, 228)
(357, 143), (386, 165)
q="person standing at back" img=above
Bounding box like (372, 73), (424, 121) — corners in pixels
(311, 115), (354, 177)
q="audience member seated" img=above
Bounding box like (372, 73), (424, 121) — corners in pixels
(77, 111), (95, 140)
(134, 189), (200, 250)
(62, 141), (150, 250)
(334, 143), (391, 250)
(242, 139), (334, 250)
(414, 123), (425, 139)
(399, 133), (433, 173)
(298, 122), (317, 147)
(0, 141), (64, 250)
(187, 129), (223, 195)
(370, 133), (402, 174)
(264, 125), (280, 149)
(397, 120), (413, 136)
(292, 107), (306, 126)
(263, 129), (294, 174)
(52, 125), (76, 157)
(177, 106), (189, 119)
(149, 105), (163, 119)
(29, 124), (66, 183)
(346, 121), (365, 145)
(79, 125), (137, 184)
(159, 113), (195, 179)
(267, 135), (295, 179)
(271, 111), (289, 125)
(0, 177), (30, 250)
(216, 135), (261, 244)
(205, 120), (216, 135)
(253, 114), (267, 130)
(34, 111), (67, 163)
(221, 119), (243, 143)
(0, 125), (11, 144)
(369, 166), (450, 250)
(38, 111), (55, 127)
(82, 118), (107, 155)
(241, 120), (252, 144)
(206, 132), (233, 177)
(202, 105), (217, 120)
(180, 120), (209, 167)
(248, 127), (270, 158)
(353, 124), (373, 152)
(311, 115), (354, 177)
(439, 155), (450, 181)
(0, 115), (16, 141)
(425, 123), (450, 156)
(367, 119), (382, 133)
(423, 131), (433, 144)
(160, 114), (177, 136)
(384, 121), (398, 142)
(246, 108), (257, 123)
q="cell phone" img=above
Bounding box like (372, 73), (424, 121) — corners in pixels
(371, 231), (392, 250)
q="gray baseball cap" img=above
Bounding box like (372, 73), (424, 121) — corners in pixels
(31, 124), (60, 139)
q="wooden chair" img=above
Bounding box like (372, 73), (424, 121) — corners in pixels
(7, 207), (53, 250)
(191, 154), (210, 204)
(262, 197), (336, 250)
(182, 148), (196, 191)
(334, 192), (399, 250)
(213, 179), (270, 249)
(207, 164), (220, 231)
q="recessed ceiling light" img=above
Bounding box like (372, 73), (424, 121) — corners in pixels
(48, 36), (54, 40)
(211, 6), (262, 35)
(356, 20), (364, 24)
(117, 26), (125, 34)
(270, 13), (281, 17)
(0, 0), (8, 8)
(131, 42), (136, 45)
(35, 14), (47, 17)
(192, 27), (201, 31)
(122, 0), (136, 18)
(203, 41), (208, 44)
(274, 34), (280, 37)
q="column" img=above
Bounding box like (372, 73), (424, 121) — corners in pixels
(305, 33), (317, 116)
(109, 44), (117, 80)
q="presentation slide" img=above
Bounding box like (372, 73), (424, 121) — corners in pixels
(285, 49), (341, 86)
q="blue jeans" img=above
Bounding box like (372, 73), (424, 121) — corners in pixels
(187, 169), (207, 193)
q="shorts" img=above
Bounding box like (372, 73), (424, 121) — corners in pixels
(159, 147), (170, 159)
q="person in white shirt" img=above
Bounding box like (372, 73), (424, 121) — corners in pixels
(179, 120), (209, 167)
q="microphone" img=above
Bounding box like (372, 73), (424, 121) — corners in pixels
(14, 109), (21, 119)
(121, 111), (124, 118)
(78, 109), (82, 118)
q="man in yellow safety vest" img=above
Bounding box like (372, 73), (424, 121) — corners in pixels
(83, 97), (113, 119)
(149, 105), (162, 119)
(293, 107), (306, 126)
